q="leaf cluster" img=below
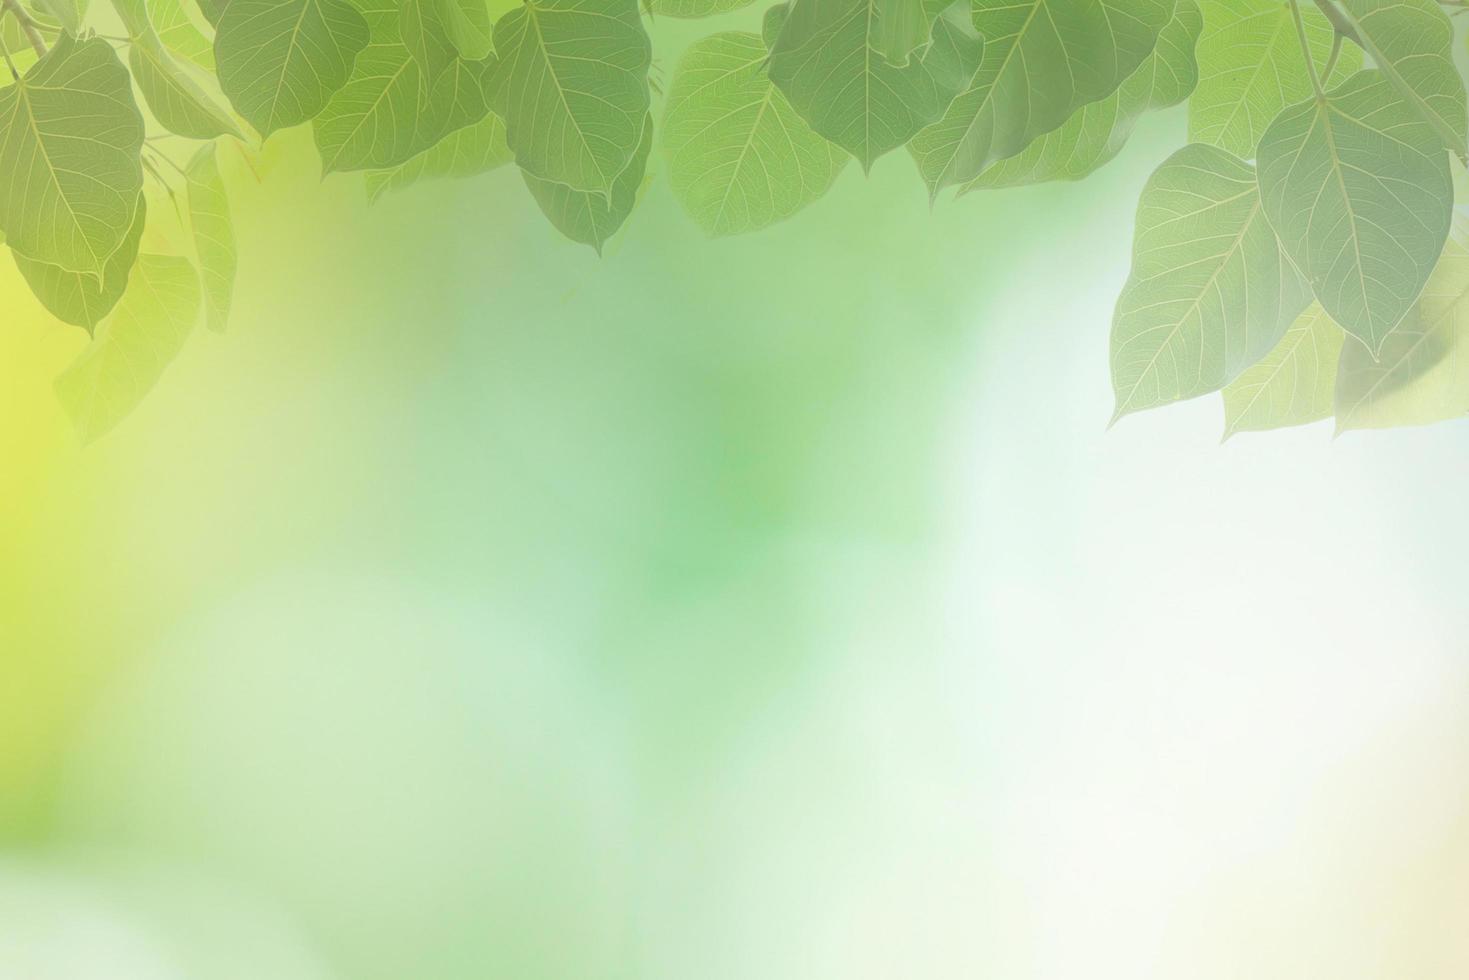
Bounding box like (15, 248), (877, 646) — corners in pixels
(3, 0), (1468, 438)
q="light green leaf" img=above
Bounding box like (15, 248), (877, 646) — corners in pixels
(1334, 0), (1466, 159)
(110, 0), (151, 35)
(1221, 302), (1344, 438)
(435, 0), (495, 61)
(417, 52), (494, 142)
(55, 253), (201, 443)
(33, 0), (87, 32)
(0, 35), (145, 282)
(647, 0), (755, 18)
(766, 0), (983, 172)
(967, 0), (1202, 190)
(401, 0), (455, 75)
(1, 13), (46, 74)
(154, 0), (216, 71)
(186, 143), (236, 332)
(870, 0), (930, 67)
(364, 110), (512, 201)
(1257, 70), (1453, 357)
(215, 0), (370, 137)
(523, 112), (651, 253)
(1335, 233), (1469, 432)
(313, 34), (427, 172)
(661, 31), (847, 237)
(129, 37), (243, 139)
(1187, 0), (1360, 160)
(490, 0), (651, 196)
(1111, 143), (1312, 420)
(313, 0), (493, 174)
(13, 194), (145, 331)
(910, 0), (1172, 197)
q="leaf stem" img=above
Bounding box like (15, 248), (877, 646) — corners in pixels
(1289, 0), (1326, 102)
(1310, 0), (1360, 44)
(0, 25), (16, 79)
(1, 0), (47, 59)
(1322, 29), (1343, 81)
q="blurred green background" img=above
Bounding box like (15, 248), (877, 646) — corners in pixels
(4, 9), (1469, 977)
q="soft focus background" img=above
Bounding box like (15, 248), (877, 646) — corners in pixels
(3, 11), (1469, 978)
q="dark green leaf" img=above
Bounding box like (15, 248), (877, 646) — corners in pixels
(0, 35), (145, 282)
(490, 0), (652, 196)
(524, 113), (651, 253)
(215, 0), (370, 137)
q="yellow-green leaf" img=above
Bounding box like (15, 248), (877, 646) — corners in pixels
(1111, 143), (1311, 420)
(55, 253), (201, 443)
(1336, 234), (1469, 432)
(1188, 0), (1360, 159)
(13, 194), (145, 331)
(661, 31), (847, 237)
(186, 143), (236, 332)
(1221, 302), (1344, 438)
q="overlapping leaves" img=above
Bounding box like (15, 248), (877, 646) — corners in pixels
(6, 0), (1469, 441)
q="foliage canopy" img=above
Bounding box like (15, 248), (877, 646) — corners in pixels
(1, 0), (1468, 439)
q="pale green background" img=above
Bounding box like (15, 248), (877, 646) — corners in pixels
(3, 11), (1469, 976)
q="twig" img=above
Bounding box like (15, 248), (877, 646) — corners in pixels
(1289, 0), (1326, 102)
(1322, 30), (1343, 82)
(1, 0), (48, 59)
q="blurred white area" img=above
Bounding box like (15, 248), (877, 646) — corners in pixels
(0, 862), (328, 980)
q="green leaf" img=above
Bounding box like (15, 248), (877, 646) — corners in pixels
(33, 0), (87, 33)
(1335, 233), (1469, 432)
(647, 0), (755, 18)
(910, 0), (1172, 197)
(1187, 0), (1360, 160)
(967, 0), (1202, 191)
(0, 35), (145, 282)
(435, 0), (496, 61)
(523, 112), (651, 253)
(313, 0), (493, 174)
(1111, 143), (1312, 420)
(661, 31), (847, 237)
(364, 110), (512, 201)
(401, 0), (455, 75)
(13, 194), (145, 331)
(154, 0), (216, 71)
(1221, 302), (1344, 438)
(490, 0), (651, 196)
(766, 0), (983, 172)
(215, 0), (370, 137)
(1257, 70), (1453, 357)
(186, 143), (236, 332)
(313, 30), (428, 172)
(1334, 0), (1466, 159)
(55, 253), (201, 443)
(1, 13), (46, 74)
(195, 0), (227, 26)
(129, 37), (243, 139)
(870, 0), (931, 67)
